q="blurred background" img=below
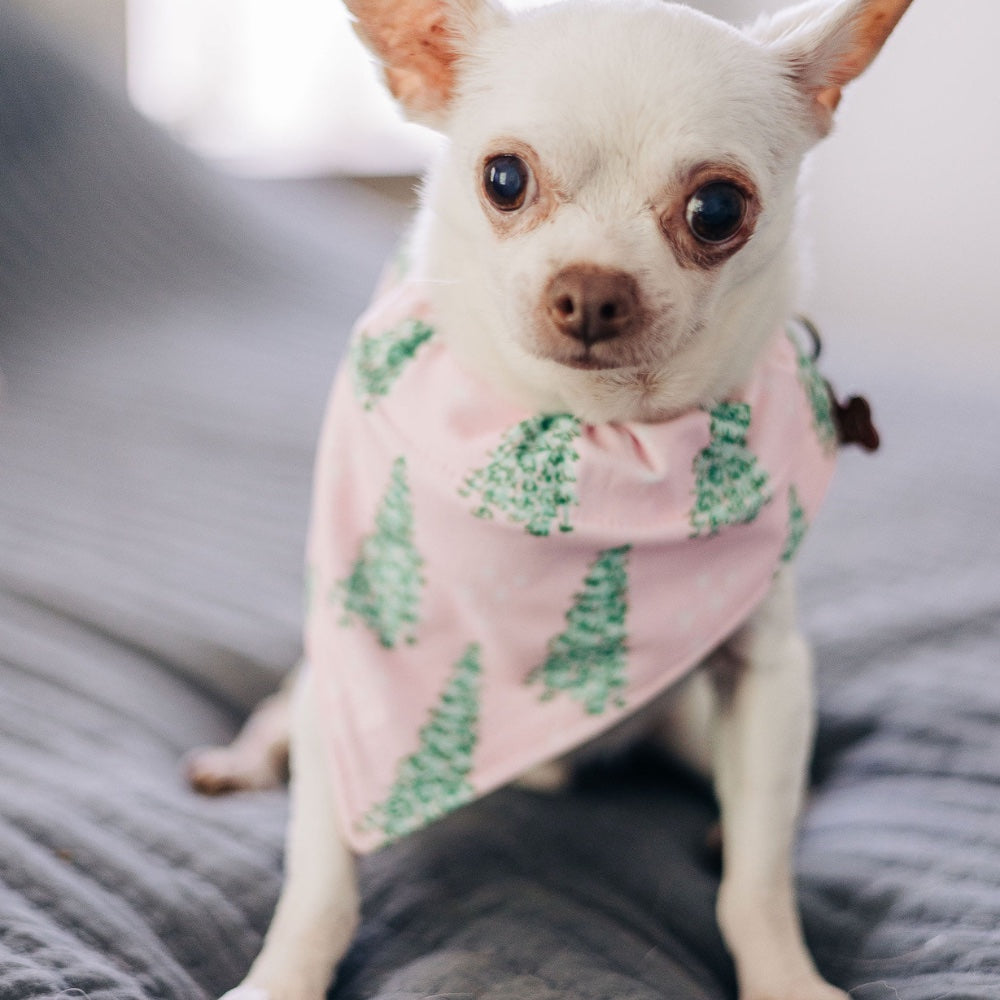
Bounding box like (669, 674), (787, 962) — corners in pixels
(8, 0), (998, 381)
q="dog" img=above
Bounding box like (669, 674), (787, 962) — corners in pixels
(189, 1), (912, 997)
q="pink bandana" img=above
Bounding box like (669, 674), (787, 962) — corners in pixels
(305, 281), (838, 853)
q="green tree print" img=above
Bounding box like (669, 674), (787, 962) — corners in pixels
(780, 485), (808, 565)
(461, 413), (582, 536)
(351, 317), (434, 409)
(527, 545), (631, 715)
(789, 332), (838, 454)
(364, 643), (482, 842)
(336, 456), (424, 648)
(690, 402), (773, 537)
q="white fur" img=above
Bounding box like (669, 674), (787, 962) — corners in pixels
(197, 2), (913, 998)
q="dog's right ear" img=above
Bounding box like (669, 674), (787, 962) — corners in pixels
(344, 0), (507, 127)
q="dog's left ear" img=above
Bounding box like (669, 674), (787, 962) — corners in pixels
(755, 0), (914, 136)
(344, 0), (507, 127)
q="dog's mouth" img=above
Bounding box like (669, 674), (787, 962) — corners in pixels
(557, 347), (628, 372)
(534, 335), (660, 373)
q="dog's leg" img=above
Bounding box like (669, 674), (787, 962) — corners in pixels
(710, 568), (846, 1000)
(187, 668), (297, 794)
(222, 668), (359, 1000)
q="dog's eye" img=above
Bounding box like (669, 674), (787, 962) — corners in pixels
(484, 155), (531, 212)
(685, 182), (747, 244)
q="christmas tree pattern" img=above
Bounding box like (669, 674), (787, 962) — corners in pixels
(461, 413), (582, 536)
(780, 485), (808, 565)
(336, 456), (424, 648)
(527, 545), (631, 715)
(789, 332), (838, 454)
(689, 402), (773, 537)
(351, 317), (434, 410)
(363, 643), (482, 842)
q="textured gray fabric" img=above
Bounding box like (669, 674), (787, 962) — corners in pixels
(2, 7), (999, 1000)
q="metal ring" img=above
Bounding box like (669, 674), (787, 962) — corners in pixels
(792, 315), (823, 361)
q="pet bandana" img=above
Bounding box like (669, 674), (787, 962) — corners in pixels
(305, 279), (838, 853)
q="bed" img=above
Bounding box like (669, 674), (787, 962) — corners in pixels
(2, 9), (999, 999)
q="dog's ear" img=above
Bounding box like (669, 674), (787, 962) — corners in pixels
(754, 0), (913, 136)
(344, 0), (506, 126)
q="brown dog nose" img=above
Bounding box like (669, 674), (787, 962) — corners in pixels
(545, 265), (639, 345)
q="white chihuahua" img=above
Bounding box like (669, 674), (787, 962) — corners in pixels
(193, 1), (912, 998)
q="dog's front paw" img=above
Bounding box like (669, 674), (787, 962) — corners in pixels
(218, 981), (326, 1000)
(185, 744), (286, 795)
(219, 986), (272, 1000)
(741, 975), (848, 1000)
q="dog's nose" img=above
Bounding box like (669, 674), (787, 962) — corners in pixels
(545, 265), (639, 346)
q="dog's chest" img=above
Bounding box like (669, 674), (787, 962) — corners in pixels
(304, 280), (837, 852)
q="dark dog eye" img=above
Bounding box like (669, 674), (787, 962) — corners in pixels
(484, 155), (531, 211)
(686, 182), (747, 244)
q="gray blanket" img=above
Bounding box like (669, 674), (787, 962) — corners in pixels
(1, 9), (998, 999)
